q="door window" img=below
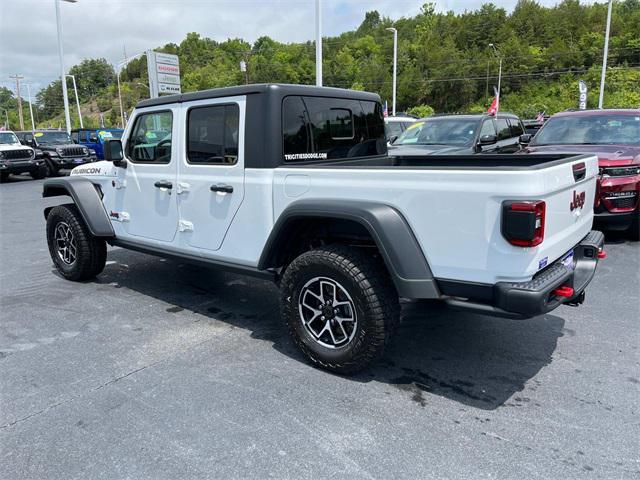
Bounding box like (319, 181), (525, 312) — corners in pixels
(479, 119), (496, 137)
(187, 104), (239, 164)
(126, 111), (173, 163)
(508, 118), (524, 137)
(495, 118), (511, 140)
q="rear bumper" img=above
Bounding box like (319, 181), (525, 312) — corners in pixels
(443, 230), (605, 319)
(594, 209), (638, 230)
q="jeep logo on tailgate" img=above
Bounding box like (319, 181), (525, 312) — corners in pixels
(570, 190), (586, 211)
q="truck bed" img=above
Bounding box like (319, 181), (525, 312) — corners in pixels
(299, 153), (588, 170)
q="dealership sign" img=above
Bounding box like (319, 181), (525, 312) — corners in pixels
(146, 51), (181, 98)
(578, 80), (587, 110)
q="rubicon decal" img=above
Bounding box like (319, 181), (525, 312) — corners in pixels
(570, 190), (586, 211)
(71, 167), (101, 175)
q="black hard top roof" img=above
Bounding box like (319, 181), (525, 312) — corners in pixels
(136, 83), (381, 109)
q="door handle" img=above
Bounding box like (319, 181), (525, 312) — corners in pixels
(154, 180), (173, 190)
(210, 184), (233, 194)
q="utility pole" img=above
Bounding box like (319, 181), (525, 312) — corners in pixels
(9, 74), (25, 130)
(386, 28), (398, 116)
(55, 0), (77, 135)
(26, 84), (36, 130)
(315, 0), (322, 86)
(598, 0), (613, 109)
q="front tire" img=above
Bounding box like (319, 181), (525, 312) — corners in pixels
(280, 245), (400, 374)
(30, 164), (49, 180)
(46, 204), (107, 281)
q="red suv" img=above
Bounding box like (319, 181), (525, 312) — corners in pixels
(523, 109), (640, 239)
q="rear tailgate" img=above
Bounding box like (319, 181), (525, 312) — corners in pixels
(533, 154), (598, 271)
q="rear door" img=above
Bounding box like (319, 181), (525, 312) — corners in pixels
(176, 96), (245, 252)
(115, 107), (179, 243)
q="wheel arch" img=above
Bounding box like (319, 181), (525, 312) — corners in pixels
(42, 176), (114, 238)
(259, 200), (440, 299)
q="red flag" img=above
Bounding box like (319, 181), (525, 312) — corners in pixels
(487, 86), (499, 115)
(487, 96), (498, 115)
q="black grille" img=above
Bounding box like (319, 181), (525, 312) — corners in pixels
(60, 147), (86, 157)
(3, 149), (32, 160)
(610, 195), (638, 210)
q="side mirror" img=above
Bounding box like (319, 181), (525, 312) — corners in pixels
(389, 135), (399, 144)
(478, 134), (497, 145)
(89, 133), (99, 143)
(24, 134), (34, 146)
(519, 134), (532, 145)
(104, 139), (126, 167)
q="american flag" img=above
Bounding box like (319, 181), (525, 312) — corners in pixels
(535, 111), (545, 123)
(383, 101), (389, 117)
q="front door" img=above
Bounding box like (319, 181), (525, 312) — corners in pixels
(113, 108), (179, 243)
(176, 97), (245, 252)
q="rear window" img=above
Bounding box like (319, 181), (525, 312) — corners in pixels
(283, 96), (386, 162)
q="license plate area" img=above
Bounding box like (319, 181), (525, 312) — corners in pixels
(561, 250), (575, 271)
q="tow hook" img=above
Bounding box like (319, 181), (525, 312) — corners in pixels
(566, 290), (586, 307)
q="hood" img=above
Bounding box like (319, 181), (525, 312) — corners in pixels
(526, 143), (640, 167)
(70, 160), (118, 177)
(0, 143), (32, 152)
(38, 143), (84, 151)
(388, 144), (474, 156)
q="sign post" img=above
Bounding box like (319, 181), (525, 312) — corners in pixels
(146, 51), (181, 99)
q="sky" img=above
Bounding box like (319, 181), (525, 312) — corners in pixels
(1, 0), (591, 96)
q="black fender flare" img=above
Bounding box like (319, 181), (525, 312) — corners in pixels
(42, 176), (115, 238)
(258, 200), (440, 299)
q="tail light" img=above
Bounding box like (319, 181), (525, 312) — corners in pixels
(502, 200), (546, 247)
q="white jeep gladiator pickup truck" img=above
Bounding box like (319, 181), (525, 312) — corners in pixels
(42, 84), (605, 373)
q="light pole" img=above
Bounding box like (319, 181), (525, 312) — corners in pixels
(1, 109), (9, 130)
(598, 0), (613, 109)
(66, 74), (83, 128)
(315, 0), (322, 86)
(55, 0), (77, 134)
(26, 84), (36, 130)
(117, 52), (145, 129)
(386, 27), (398, 116)
(489, 43), (502, 114)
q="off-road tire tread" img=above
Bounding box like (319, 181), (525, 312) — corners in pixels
(281, 244), (400, 374)
(46, 204), (107, 281)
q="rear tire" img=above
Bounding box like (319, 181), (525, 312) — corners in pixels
(46, 204), (107, 281)
(280, 244), (400, 374)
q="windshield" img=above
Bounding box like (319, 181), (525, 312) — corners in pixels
(394, 118), (480, 146)
(35, 131), (72, 144)
(97, 130), (123, 141)
(0, 132), (20, 145)
(532, 114), (640, 146)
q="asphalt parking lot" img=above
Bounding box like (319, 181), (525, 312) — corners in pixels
(1, 175), (638, 480)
